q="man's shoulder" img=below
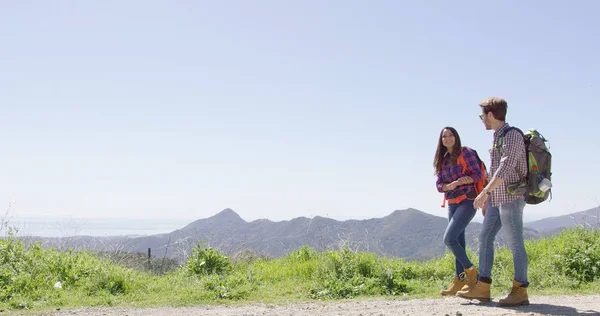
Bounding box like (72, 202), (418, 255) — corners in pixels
(502, 125), (525, 140)
(502, 126), (526, 153)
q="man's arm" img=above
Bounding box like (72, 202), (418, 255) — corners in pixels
(474, 130), (524, 209)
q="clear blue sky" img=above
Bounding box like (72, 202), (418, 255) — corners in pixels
(1, 1), (598, 225)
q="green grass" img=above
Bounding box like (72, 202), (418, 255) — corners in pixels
(1, 227), (599, 313)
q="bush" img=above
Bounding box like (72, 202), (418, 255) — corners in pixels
(0, 235), (45, 301)
(555, 227), (600, 283)
(291, 245), (316, 262)
(186, 242), (231, 276)
(380, 267), (412, 295)
(309, 247), (412, 299)
(0, 234), (149, 307)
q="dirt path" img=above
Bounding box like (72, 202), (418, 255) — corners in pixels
(38, 294), (600, 316)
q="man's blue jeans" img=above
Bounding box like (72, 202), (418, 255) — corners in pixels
(445, 199), (477, 276)
(478, 198), (528, 284)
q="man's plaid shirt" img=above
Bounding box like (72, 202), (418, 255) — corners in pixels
(489, 123), (527, 207)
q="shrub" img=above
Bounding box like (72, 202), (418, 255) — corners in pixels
(555, 227), (600, 283)
(186, 242), (231, 276)
(291, 245), (316, 262)
(309, 247), (412, 299)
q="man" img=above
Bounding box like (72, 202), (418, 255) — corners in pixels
(456, 97), (530, 306)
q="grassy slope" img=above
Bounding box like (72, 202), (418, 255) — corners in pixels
(1, 227), (599, 313)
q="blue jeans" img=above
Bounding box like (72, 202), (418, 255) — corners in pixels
(445, 199), (477, 276)
(478, 198), (528, 284)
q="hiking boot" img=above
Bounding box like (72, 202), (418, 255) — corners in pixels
(440, 273), (467, 296)
(499, 280), (529, 306)
(456, 280), (491, 302)
(460, 267), (479, 292)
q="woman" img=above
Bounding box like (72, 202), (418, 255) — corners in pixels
(434, 127), (482, 296)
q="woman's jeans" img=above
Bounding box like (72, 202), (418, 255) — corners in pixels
(478, 198), (528, 284)
(445, 199), (476, 276)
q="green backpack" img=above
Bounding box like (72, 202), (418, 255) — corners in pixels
(499, 127), (552, 204)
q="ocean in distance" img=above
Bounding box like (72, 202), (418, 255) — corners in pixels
(5, 216), (193, 238)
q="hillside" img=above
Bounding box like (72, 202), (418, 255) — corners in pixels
(35, 208), (542, 261)
(525, 206), (600, 234)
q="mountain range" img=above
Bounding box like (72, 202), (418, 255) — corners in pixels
(32, 206), (600, 262)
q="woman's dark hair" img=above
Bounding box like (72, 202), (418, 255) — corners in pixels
(433, 126), (462, 175)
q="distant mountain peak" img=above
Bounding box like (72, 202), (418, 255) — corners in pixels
(212, 208), (244, 222)
(217, 208), (237, 216)
(389, 208), (424, 216)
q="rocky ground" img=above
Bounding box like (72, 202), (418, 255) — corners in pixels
(33, 294), (600, 316)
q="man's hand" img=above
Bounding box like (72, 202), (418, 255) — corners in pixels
(481, 200), (489, 216)
(474, 192), (489, 209)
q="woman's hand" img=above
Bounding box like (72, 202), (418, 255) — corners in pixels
(445, 181), (459, 191)
(457, 176), (472, 185)
(444, 178), (470, 191)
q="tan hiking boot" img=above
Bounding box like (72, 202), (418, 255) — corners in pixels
(456, 281), (491, 302)
(460, 267), (479, 292)
(440, 273), (467, 296)
(499, 280), (529, 306)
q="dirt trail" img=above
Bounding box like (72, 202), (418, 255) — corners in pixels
(38, 294), (600, 316)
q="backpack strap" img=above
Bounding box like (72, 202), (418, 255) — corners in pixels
(496, 127), (518, 150)
(503, 126), (524, 138)
(456, 147), (476, 189)
(497, 126), (527, 184)
(456, 147), (470, 174)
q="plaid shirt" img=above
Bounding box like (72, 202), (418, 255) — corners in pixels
(436, 147), (483, 201)
(489, 123), (527, 207)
